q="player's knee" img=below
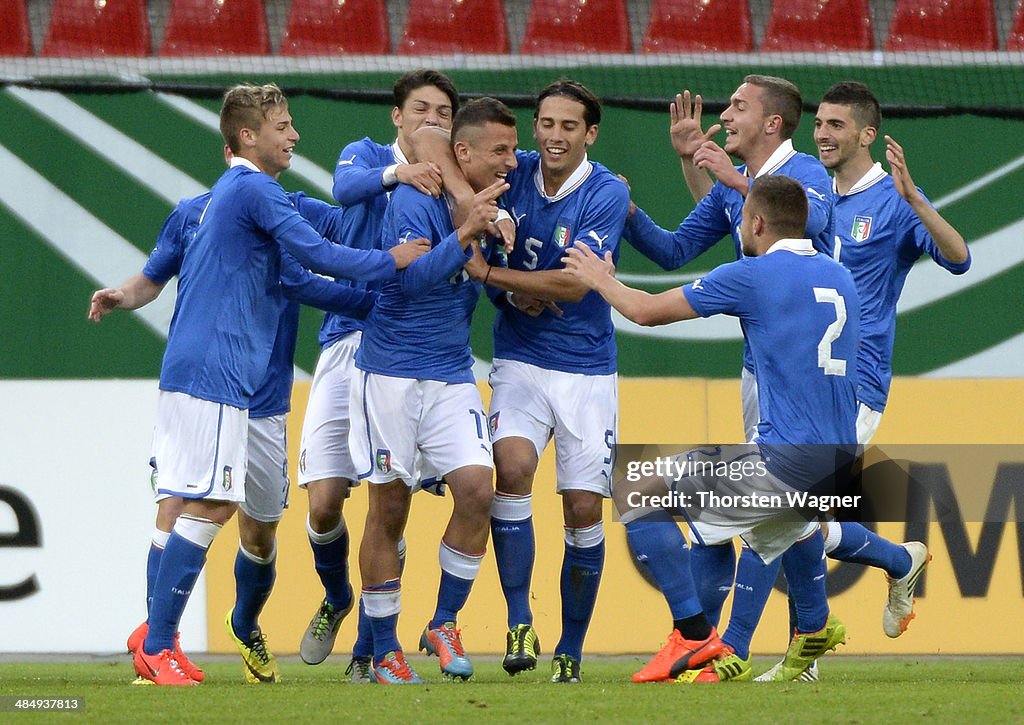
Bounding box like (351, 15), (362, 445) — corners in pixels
(308, 499), (342, 533)
(453, 481), (494, 524)
(494, 457), (536, 494)
(562, 492), (603, 528)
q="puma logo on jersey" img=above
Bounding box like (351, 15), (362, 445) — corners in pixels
(511, 206), (527, 225)
(692, 278), (704, 290)
(807, 187), (826, 201)
(337, 155), (356, 166)
(586, 230), (609, 248)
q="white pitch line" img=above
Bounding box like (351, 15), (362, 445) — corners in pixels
(7, 87), (207, 205)
(0, 142), (176, 337)
(933, 151), (1024, 210)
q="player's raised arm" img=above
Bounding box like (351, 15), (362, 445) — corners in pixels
(563, 241), (697, 326)
(886, 135), (969, 266)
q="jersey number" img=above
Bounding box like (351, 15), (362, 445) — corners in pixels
(522, 237), (543, 270)
(813, 287), (848, 377)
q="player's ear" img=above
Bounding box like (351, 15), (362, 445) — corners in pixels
(391, 106), (402, 130)
(860, 125), (877, 148)
(585, 124), (599, 147)
(764, 114), (783, 137)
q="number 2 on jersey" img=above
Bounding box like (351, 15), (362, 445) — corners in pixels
(813, 287), (848, 376)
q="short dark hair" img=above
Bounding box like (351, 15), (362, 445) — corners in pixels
(220, 83), (287, 153)
(821, 81), (882, 131)
(393, 69), (460, 115)
(535, 79), (601, 127)
(452, 97), (517, 142)
(744, 74), (803, 140)
(747, 175), (808, 238)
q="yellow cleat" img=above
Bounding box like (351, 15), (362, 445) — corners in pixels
(225, 610), (281, 684)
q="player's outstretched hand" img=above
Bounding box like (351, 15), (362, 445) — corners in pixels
(490, 216), (516, 253)
(885, 135), (917, 202)
(459, 179), (510, 244)
(509, 291), (563, 317)
(390, 237), (431, 269)
(562, 240), (615, 290)
(88, 287), (124, 322)
(670, 91), (722, 160)
(396, 161), (444, 198)
(465, 238), (490, 282)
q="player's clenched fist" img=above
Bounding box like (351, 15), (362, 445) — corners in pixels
(389, 237), (431, 268)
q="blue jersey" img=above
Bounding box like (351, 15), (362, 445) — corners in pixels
(832, 164), (971, 412)
(493, 151), (630, 375)
(159, 162), (393, 409)
(683, 239), (859, 485)
(319, 137), (401, 348)
(357, 185), (499, 383)
(624, 141), (834, 372)
(145, 191), (376, 417)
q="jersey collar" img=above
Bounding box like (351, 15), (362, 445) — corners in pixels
(230, 157), (261, 173)
(765, 237), (815, 256)
(747, 139), (796, 178)
(533, 154), (593, 202)
(836, 161), (888, 196)
(391, 140), (410, 165)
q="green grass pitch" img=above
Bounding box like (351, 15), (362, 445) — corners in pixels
(1, 656), (1021, 723)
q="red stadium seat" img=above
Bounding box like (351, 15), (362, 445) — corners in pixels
(161, 0), (270, 56)
(398, 0), (508, 54)
(41, 0), (150, 57)
(521, 0), (631, 54)
(642, 0), (752, 53)
(885, 0), (997, 51)
(280, 0), (389, 55)
(761, 0), (873, 52)
(0, 0), (31, 56)
(1005, 1), (1024, 50)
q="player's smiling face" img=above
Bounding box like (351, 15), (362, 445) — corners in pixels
(393, 85), (455, 145)
(533, 95), (598, 186)
(251, 104), (299, 177)
(720, 83), (769, 161)
(456, 122), (519, 191)
(814, 102), (870, 172)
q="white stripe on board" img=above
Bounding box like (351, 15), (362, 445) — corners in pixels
(155, 92), (336, 198)
(0, 142), (176, 336)
(7, 87), (207, 205)
(933, 152), (1024, 210)
(925, 332), (1024, 377)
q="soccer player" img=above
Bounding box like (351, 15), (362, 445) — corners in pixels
(348, 97), (513, 684)
(131, 83), (425, 686)
(90, 173), (377, 684)
(623, 75), (835, 638)
(755, 81), (971, 681)
(564, 174), (858, 683)
(459, 81), (630, 684)
(297, 69), (460, 681)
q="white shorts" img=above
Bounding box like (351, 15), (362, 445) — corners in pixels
(488, 358), (617, 497)
(349, 371), (493, 486)
(741, 367), (759, 443)
(298, 332), (362, 486)
(152, 391), (248, 503)
(856, 403), (882, 445)
(155, 413), (288, 521)
(242, 415), (290, 522)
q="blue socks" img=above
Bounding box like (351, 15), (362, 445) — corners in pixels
(144, 515), (220, 655)
(363, 579), (402, 663)
(353, 538), (406, 659)
(307, 517), (353, 611)
(145, 529), (170, 617)
(429, 542), (483, 629)
(625, 516), (702, 620)
(829, 522), (911, 579)
(230, 544), (276, 640)
(491, 493), (536, 628)
(555, 522), (605, 662)
(690, 542), (736, 628)
(783, 531), (829, 633)
(721, 548), (781, 659)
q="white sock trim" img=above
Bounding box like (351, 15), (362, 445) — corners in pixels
(397, 536), (407, 561)
(822, 521), (842, 554)
(565, 520), (604, 549)
(439, 540), (484, 581)
(362, 582), (402, 618)
(173, 515), (221, 549)
(307, 514), (347, 545)
(152, 528), (171, 549)
(491, 493), (532, 522)
(239, 540), (277, 566)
